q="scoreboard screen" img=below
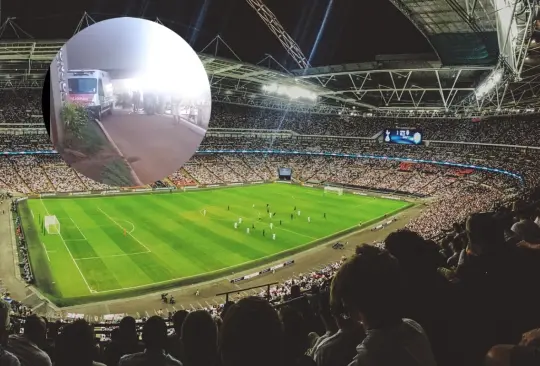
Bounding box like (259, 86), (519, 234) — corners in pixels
(383, 128), (423, 145)
(279, 168), (292, 177)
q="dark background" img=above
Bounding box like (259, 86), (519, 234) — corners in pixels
(5, 0), (432, 68)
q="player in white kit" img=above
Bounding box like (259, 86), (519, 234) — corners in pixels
(308, 217), (311, 223)
(270, 222), (274, 230)
(272, 233), (276, 240)
(234, 222), (238, 229)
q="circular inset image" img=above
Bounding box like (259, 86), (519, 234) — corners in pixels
(44, 17), (211, 187)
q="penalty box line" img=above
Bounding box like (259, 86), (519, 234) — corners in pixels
(39, 199), (97, 294)
(97, 206), (152, 253)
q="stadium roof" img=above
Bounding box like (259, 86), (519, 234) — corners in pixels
(0, 26), (538, 118)
(389, 0), (499, 66)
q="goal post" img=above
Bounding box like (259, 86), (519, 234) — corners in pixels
(324, 186), (344, 196)
(44, 215), (61, 235)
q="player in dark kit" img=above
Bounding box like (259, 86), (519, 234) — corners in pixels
(280, 220), (282, 225)
(227, 205), (230, 211)
(273, 212), (276, 217)
(252, 223), (255, 229)
(294, 206), (296, 211)
(263, 229), (266, 236)
(290, 213), (293, 220)
(324, 213), (326, 219)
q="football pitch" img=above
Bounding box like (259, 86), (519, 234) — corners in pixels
(19, 184), (411, 305)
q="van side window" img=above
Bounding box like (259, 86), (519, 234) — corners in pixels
(98, 79), (105, 97)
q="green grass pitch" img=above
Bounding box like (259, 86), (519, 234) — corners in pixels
(21, 184), (410, 304)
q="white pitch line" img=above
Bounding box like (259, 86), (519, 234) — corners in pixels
(69, 217), (87, 240)
(74, 251), (151, 261)
(39, 199), (96, 293)
(97, 207), (151, 253)
(43, 245), (50, 262)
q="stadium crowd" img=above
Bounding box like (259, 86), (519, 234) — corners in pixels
(1, 94), (540, 366)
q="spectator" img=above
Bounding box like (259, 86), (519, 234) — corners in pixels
(6, 314), (52, 366)
(279, 306), (315, 366)
(119, 316), (181, 366)
(330, 245), (436, 366)
(312, 297), (364, 366)
(486, 327), (540, 366)
(384, 230), (463, 366)
(55, 319), (105, 366)
(167, 310), (188, 363)
(0, 299), (20, 366)
(219, 297), (283, 366)
(103, 316), (144, 366)
(181, 310), (218, 366)
(306, 291), (337, 357)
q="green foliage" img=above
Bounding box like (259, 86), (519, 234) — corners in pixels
(101, 158), (136, 187)
(60, 102), (87, 142)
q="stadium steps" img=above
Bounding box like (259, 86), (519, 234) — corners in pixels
(41, 167), (56, 191)
(180, 168), (199, 185)
(162, 176), (176, 187)
(415, 173), (440, 194)
(224, 158), (252, 181)
(397, 172), (414, 191)
(72, 168), (89, 190)
(11, 163), (32, 193)
(202, 164), (224, 183)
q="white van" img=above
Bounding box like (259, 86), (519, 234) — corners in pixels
(67, 70), (115, 120)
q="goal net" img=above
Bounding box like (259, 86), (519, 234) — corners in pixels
(324, 186), (343, 196)
(44, 215), (60, 235)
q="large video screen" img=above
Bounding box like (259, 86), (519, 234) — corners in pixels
(279, 168), (292, 177)
(383, 128), (423, 145)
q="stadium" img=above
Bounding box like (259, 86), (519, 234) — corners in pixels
(1, 2), (540, 366)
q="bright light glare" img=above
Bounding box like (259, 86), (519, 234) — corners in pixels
(262, 83), (318, 101)
(475, 69), (503, 99)
(141, 22), (209, 100)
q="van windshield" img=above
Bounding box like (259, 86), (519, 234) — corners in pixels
(68, 78), (97, 94)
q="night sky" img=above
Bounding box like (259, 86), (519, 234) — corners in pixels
(5, 0), (432, 68)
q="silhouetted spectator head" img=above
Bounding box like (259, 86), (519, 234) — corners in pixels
(142, 316), (168, 351)
(55, 319), (96, 366)
(219, 297), (283, 366)
(466, 213), (505, 255)
(512, 219), (540, 244)
(384, 230), (426, 265)
(182, 310), (218, 366)
(279, 306), (309, 361)
(290, 285), (301, 299)
(0, 298), (10, 345)
(331, 245), (402, 328)
(23, 314), (47, 347)
(119, 316), (138, 342)
(172, 310), (188, 336)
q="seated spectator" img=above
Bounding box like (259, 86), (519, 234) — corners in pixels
(6, 314), (51, 366)
(181, 310), (217, 366)
(312, 298), (364, 366)
(0, 299), (20, 366)
(330, 245), (436, 366)
(457, 212), (540, 365)
(103, 316), (144, 366)
(306, 291), (337, 357)
(384, 230), (463, 366)
(219, 297), (283, 366)
(279, 306), (315, 366)
(167, 310), (188, 363)
(119, 316), (181, 366)
(486, 328), (540, 366)
(55, 319), (105, 366)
